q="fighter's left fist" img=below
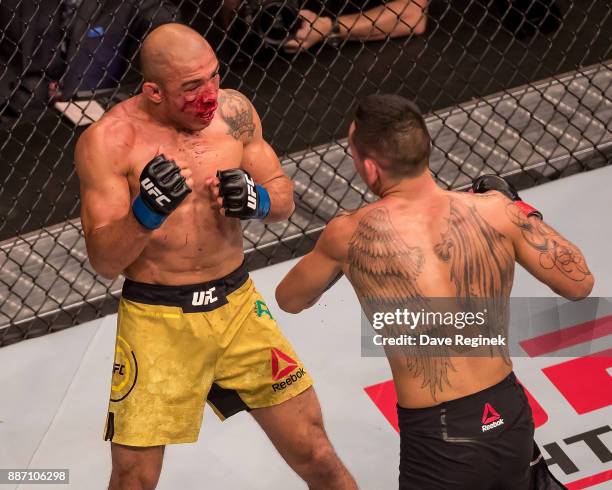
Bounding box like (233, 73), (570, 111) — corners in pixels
(216, 168), (271, 220)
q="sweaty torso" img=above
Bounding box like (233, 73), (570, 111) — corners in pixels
(106, 92), (245, 284)
(339, 189), (516, 408)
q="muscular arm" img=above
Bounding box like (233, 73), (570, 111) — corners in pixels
(218, 89), (294, 222)
(505, 202), (594, 300)
(276, 217), (347, 313)
(75, 120), (152, 279)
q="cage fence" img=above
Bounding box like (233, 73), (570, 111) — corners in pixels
(0, 0), (610, 345)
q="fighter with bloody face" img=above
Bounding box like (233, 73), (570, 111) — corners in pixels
(76, 23), (357, 490)
(179, 66), (220, 125)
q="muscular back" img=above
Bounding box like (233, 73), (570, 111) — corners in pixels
(325, 188), (591, 407)
(347, 192), (515, 301)
(76, 89), (265, 284)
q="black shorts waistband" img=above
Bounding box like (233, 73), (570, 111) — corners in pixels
(397, 372), (527, 434)
(398, 372), (518, 415)
(121, 260), (249, 313)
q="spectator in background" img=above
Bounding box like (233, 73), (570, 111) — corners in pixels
(0, 0), (178, 127)
(283, 0), (429, 53)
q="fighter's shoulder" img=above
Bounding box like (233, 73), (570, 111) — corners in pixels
(319, 205), (377, 256)
(75, 116), (136, 180)
(217, 88), (258, 142)
(447, 188), (511, 207)
(77, 114), (136, 157)
(219, 88), (253, 105)
(218, 88), (256, 118)
(446, 189), (515, 230)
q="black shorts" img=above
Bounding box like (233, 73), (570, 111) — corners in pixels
(398, 372), (535, 490)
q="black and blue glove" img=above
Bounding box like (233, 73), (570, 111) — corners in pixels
(132, 154), (192, 230)
(217, 168), (271, 220)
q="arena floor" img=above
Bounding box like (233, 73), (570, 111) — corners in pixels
(1, 166), (611, 489)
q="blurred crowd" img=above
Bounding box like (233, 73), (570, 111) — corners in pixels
(0, 0), (561, 128)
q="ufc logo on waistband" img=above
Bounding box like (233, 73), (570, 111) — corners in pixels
(192, 287), (218, 306)
(245, 174), (257, 210)
(142, 178), (171, 207)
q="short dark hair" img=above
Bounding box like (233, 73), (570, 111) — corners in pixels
(352, 94), (431, 176)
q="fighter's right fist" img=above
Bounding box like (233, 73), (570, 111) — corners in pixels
(131, 154), (192, 230)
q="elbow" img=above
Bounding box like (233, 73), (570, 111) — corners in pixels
(287, 199), (296, 219)
(94, 264), (122, 281)
(560, 275), (595, 301)
(281, 303), (304, 315)
(85, 236), (122, 280)
(265, 199), (294, 223)
(88, 255), (121, 281)
(99, 270), (121, 281)
(275, 287), (303, 314)
(277, 199), (295, 222)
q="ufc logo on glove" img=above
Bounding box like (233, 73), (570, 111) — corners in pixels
(217, 168), (271, 220)
(245, 174), (257, 211)
(141, 178), (172, 208)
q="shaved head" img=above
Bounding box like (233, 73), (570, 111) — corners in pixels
(139, 23), (221, 132)
(140, 23), (215, 85)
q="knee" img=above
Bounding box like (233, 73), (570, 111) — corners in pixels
(109, 444), (163, 490)
(109, 465), (160, 490)
(296, 432), (341, 479)
(311, 441), (339, 471)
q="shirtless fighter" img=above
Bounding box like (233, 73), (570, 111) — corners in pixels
(75, 23), (355, 490)
(276, 94), (593, 489)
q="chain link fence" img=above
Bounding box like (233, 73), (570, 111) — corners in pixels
(1, 0), (611, 345)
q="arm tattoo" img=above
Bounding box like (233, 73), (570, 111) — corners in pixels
(218, 90), (256, 141)
(506, 203), (591, 282)
(348, 207), (455, 400)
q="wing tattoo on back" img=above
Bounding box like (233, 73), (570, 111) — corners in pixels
(434, 198), (514, 360)
(348, 207), (426, 306)
(348, 207), (454, 399)
(434, 199), (514, 298)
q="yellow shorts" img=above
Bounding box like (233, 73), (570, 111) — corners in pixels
(103, 262), (312, 447)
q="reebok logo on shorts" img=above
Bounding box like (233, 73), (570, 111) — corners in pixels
(481, 402), (504, 432)
(271, 348), (298, 380)
(271, 348), (305, 391)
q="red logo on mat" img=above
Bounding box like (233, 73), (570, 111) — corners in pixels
(482, 402), (501, 424)
(271, 348), (298, 381)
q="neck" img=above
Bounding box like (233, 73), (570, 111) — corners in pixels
(379, 170), (441, 201)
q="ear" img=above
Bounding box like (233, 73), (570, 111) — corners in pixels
(142, 82), (163, 104)
(362, 157), (381, 190)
